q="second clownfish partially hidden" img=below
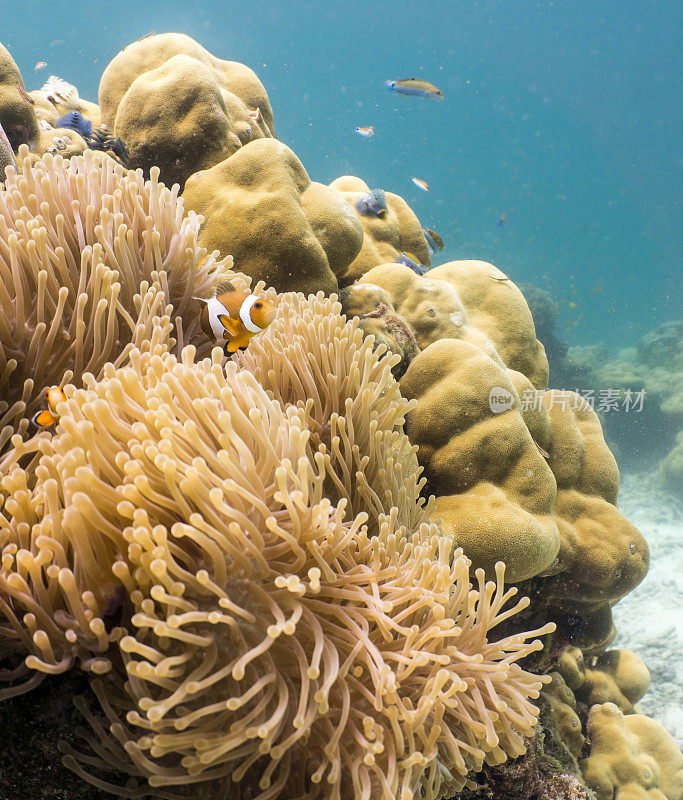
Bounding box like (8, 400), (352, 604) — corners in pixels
(196, 282), (276, 354)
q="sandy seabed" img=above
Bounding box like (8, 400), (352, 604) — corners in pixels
(612, 472), (683, 747)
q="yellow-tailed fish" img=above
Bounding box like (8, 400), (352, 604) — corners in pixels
(396, 252), (428, 276)
(35, 61), (47, 72)
(195, 281), (276, 354)
(411, 177), (429, 191)
(422, 228), (444, 253)
(355, 126), (375, 137)
(385, 78), (444, 99)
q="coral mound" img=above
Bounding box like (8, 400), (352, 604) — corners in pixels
(0, 42), (40, 153)
(342, 262), (648, 651)
(98, 32), (276, 188)
(329, 176), (431, 282)
(581, 703), (683, 800)
(182, 139), (364, 295)
(1, 294), (554, 799)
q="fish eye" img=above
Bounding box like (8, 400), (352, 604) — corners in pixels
(254, 302), (262, 309)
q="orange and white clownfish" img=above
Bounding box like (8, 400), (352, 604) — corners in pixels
(32, 385), (67, 427)
(196, 282), (277, 354)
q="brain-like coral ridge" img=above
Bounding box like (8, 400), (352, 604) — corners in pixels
(341, 261), (648, 651)
(98, 32), (276, 190)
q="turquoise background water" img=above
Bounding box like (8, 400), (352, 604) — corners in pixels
(2, 0), (681, 351)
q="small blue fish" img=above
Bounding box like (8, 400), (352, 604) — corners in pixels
(497, 213), (506, 227)
(396, 252), (428, 276)
(422, 228), (444, 254)
(55, 111), (93, 141)
(354, 189), (387, 218)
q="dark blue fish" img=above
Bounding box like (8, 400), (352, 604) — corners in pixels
(396, 252), (428, 276)
(55, 111), (93, 141)
(354, 189), (387, 218)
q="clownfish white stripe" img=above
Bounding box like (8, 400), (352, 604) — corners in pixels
(239, 295), (263, 333)
(206, 296), (230, 340)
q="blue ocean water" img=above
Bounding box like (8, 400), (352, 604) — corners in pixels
(2, 0), (681, 351)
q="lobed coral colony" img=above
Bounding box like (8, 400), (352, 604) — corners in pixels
(0, 32), (681, 800)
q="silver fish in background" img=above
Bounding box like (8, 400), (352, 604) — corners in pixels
(0, 120), (17, 176)
(385, 77), (444, 99)
(354, 188), (388, 217)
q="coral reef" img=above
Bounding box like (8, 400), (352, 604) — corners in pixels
(1, 50), (108, 168)
(535, 390), (649, 647)
(541, 647), (683, 799)
(0, 29), (677, 800)
(340, 262), (648, 652)
(183, 139), (363, 295)
(581, 703), (683, 800)
(401, 336), (560, 583)
(98, 33), (275, 189)
(329, 176), (431, 283)
(427, 262), (549, 389)
(594, 320), (683, 492)
(558, 647), (650, 714)
(460, 700), (594, 800)
(562, 318), (682, 484)
(351, 261), (547, 386)
(542, 671), (586, 759)
(345, 263), (506, 368)
(338, 282), (420, 380)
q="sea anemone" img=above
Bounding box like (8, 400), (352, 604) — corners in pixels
(2, 298), (554, 798)
(0, 146), (233, 450)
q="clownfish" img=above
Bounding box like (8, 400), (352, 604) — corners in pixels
(195, 281), (276, 354)
(32, 385), (67, 427)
